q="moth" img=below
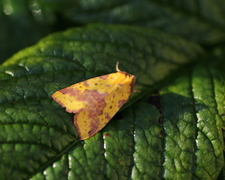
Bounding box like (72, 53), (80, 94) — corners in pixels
(52, 62), (136, 140)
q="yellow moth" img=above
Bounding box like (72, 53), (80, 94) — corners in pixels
(52, 62), (136, 140)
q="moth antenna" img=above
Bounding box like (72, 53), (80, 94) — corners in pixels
(133, 90), (140, 92)
(116, 62), (121, 72)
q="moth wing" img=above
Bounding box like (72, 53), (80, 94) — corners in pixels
(51, 73), (117, 113)
(74, 74), (135, 140)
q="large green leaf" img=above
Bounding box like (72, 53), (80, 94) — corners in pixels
(160, 63), (225, 179)
(0, 24), (210, 180)
(31, 61), (225, 180)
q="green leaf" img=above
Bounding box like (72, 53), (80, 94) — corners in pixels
(0, 24), (205, 179)
(31, 61), (225, 180)
(160, 63), (225, 179)
(63, 0), (225, 44)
